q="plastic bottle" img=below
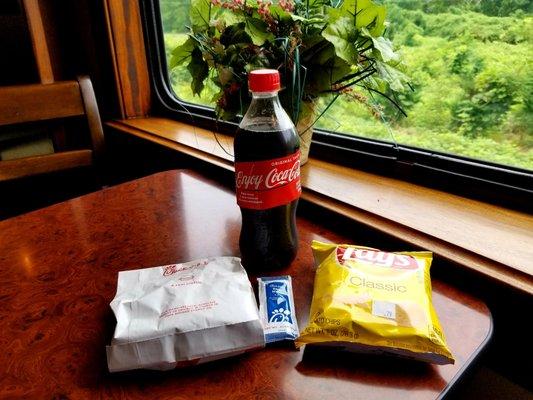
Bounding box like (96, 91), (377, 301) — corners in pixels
(234, 69), (301, 270)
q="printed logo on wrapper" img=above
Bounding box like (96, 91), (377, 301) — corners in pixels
(266, 281), (293, 324)
(235, 151), (301, 210)
(162, 260), (209, 276)
(257, 276), (299, 343)
(163, 265), (178, 276)
(337, 247), (418, 270)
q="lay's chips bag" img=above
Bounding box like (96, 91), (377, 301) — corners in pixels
(296, 241), (454, 364)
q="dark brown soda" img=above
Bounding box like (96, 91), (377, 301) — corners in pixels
(234, 126), (300, 270)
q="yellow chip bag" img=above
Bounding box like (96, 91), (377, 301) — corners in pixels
(296, 241), (454, 364)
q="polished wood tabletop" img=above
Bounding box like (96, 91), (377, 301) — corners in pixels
(0, 170), (492, 400)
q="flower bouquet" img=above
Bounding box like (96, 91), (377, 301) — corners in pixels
(170, 0), (408, 163)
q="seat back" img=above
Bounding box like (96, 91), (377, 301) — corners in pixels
(0, 76), (104, 181)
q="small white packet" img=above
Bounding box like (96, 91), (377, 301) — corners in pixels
(106, 257), (265, 372)
(257, 276), (299, 343)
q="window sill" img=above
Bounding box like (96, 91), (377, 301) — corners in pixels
(106, 117), (533, 294)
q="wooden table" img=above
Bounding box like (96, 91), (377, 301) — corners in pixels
(0, 170), (492, 399)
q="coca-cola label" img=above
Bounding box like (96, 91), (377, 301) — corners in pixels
(235, 151), (301, 210)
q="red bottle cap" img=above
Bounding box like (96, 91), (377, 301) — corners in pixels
(248, 69), (281, 92)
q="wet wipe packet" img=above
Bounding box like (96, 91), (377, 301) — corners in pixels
(296, 241), (454, 364)
(258, 276), (299, 343)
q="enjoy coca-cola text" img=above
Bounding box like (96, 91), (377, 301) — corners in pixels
(234, 151), (301, 210)
(236, 171), (263, 190)
(266, 161), (300, 189)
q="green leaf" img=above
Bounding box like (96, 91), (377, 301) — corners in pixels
(270, 5), (291, 21)
(220, 23), (251, 47)
(357, 1), (386, 36)
(314, 42), (336, 65)
(289, 13), (324, 27)
(321, 12), (358, 64)
(190, 0), (211, 32)
(326, 57), (352, 85)
(307, 56), (351, 94)
(374, 60), (408, 92)
(216, 8), (245, 27)
(290, 14), (308, 22)
(367, 75), (387, 93)
(301, 35), (332, 64)
(169, 37), (196, 69)
(244, 18), (274, 45)
(366, 32), (399, 62)
(357, 6), (386, 36)
(187, 47), (209, 95)
(341, 0), (386, 36)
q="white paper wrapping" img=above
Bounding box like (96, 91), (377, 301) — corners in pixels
(106, 257), (265, 372)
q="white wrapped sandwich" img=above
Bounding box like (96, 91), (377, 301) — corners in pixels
(106, 257), (264, 372)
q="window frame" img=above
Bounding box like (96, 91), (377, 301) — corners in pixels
(140, 0), (533, 210)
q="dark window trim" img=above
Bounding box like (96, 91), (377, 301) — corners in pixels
(140, 0), (533, 211)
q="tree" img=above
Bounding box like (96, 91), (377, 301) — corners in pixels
(160, 0), (190, 33)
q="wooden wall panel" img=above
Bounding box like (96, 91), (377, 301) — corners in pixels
(22, 0), (54, 83)
(103, 0), (151, 119)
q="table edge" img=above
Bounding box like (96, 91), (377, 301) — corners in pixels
(437, 311), (494, 399)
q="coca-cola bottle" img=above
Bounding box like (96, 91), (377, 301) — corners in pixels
(234, 69), (301, 270)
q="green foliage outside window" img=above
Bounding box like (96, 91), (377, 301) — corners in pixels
(160, 0), (533, 170)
